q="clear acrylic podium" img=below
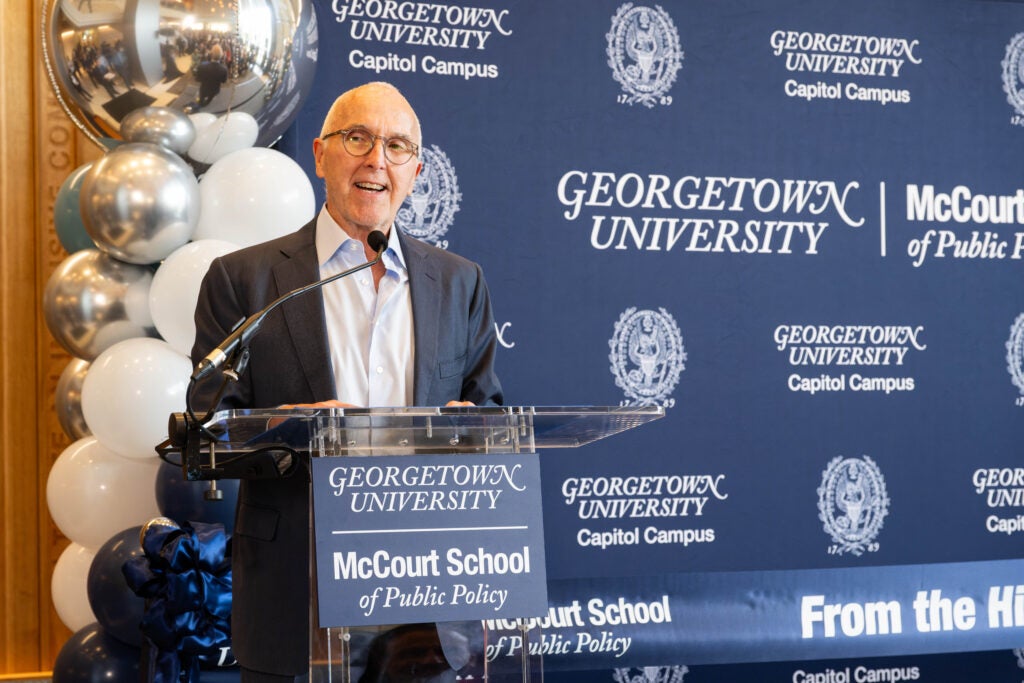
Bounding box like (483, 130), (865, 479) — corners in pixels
(183, 405), (664, 681)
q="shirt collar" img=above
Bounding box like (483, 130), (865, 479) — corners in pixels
(315, 205), (407, 272)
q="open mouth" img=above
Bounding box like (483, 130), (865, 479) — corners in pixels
(355, 181), (386, 192)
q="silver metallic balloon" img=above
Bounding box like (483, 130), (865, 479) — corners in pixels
(120, 106), (195, 154)
(44, 249), (158, 361)
(80, 142), (200, 264)
(41, 0), (317, 149)
(55, 357), (92, 440)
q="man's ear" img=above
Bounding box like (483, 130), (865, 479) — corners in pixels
(312, 137), (325, 178)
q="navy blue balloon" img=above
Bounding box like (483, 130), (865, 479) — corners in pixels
(53, 622), (140, 683)
(199, 668), (241, 682)
(155, 461), (238, 533)
(87, 526), (145, 647)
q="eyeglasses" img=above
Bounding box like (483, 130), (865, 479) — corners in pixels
(320, 127), (420, 165)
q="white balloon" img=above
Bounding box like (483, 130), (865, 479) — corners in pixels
(52, 543), (97, 632)
(187, 112), (217, 136)
(46, 437), (161, 548)
(188, 111), (259, 164)
(150, 239), (239, 355)
(193, 147), (316, 248)
(81, 338), (192, 459)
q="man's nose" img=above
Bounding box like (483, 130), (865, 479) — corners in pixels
(364, 138), (388, 166)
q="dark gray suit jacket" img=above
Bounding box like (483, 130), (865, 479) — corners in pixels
(191, 219), (503, 674)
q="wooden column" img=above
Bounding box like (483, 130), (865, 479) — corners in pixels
(0, 0), (101, 672)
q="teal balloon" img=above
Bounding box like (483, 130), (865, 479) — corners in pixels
(55, 164), (96, 254)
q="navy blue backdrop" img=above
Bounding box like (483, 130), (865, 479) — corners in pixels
(275, 0), (1024, 679)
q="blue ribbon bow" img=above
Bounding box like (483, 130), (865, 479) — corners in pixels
(123, 520), (233, 683)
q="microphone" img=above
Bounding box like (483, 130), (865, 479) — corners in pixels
(368, 229), (388, 253)
(191, 229), (389, 382)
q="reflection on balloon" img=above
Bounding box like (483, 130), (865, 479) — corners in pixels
(88, 526), (145, 647)
(42, 0), (317, 149)
(52, 543), (97, 633)
(150, 239), (238, 356)
(43, 249), (158, 361)
(55, 163), (97, 254)
(156, 461), (238, 534)
(81, 338), (191, 459)
(56, 357), (92, 440)
(80, 143), (200, 265)
(193, 147), (316, 248)
(188, 111), (259, 164)
(52, 622), (140, 683)
(120, 106), (196, 155)
(46, 437), (161, 549)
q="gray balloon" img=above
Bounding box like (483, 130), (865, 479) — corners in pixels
(44, 249), (158, 361)
(41, 0), (317, 149)
(55, 358), (92, 440)
(120, 106), (195, 154)
(80, 142), (199, 265)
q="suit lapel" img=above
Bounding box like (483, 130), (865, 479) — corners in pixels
(273, 222), (336, 402)
(400, 230), (440, 406)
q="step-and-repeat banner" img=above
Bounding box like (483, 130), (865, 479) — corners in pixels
(277, 0), (1024, 679)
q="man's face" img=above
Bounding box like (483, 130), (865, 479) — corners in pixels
(313, 86), (422, 239)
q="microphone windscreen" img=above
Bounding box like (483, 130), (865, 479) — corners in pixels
(368, 230), (388, 253)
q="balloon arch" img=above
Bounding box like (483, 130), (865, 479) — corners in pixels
(40, 0), (318, 678)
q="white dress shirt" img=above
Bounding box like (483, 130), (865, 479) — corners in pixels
(315, 207), (414, 406)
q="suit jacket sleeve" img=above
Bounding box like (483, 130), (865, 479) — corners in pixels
(460, 261), (503, 406)
(189, 221), (331, 411)
(191, 254), (253, 411)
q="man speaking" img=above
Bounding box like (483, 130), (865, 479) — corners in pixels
(191, 81), (503, 682)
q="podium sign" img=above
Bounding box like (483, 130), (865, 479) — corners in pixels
(311, 452), (548, 626)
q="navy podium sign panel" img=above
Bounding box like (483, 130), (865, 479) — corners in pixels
(275, 0), (1024, 679)
(310, 453), (548, 626)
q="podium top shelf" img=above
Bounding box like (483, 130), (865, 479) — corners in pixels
(203, 405), (664, 453)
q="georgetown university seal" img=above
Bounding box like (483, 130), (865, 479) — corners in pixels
(1003, 33), (1024, 119)
(609, 307), (686, 407)
(817, 456), (889, 556)
(606, 3), (684, 108)
(1005, 313), (1024, 396)
(613, 666), (689, 683)
(395, 144), (461, 249)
